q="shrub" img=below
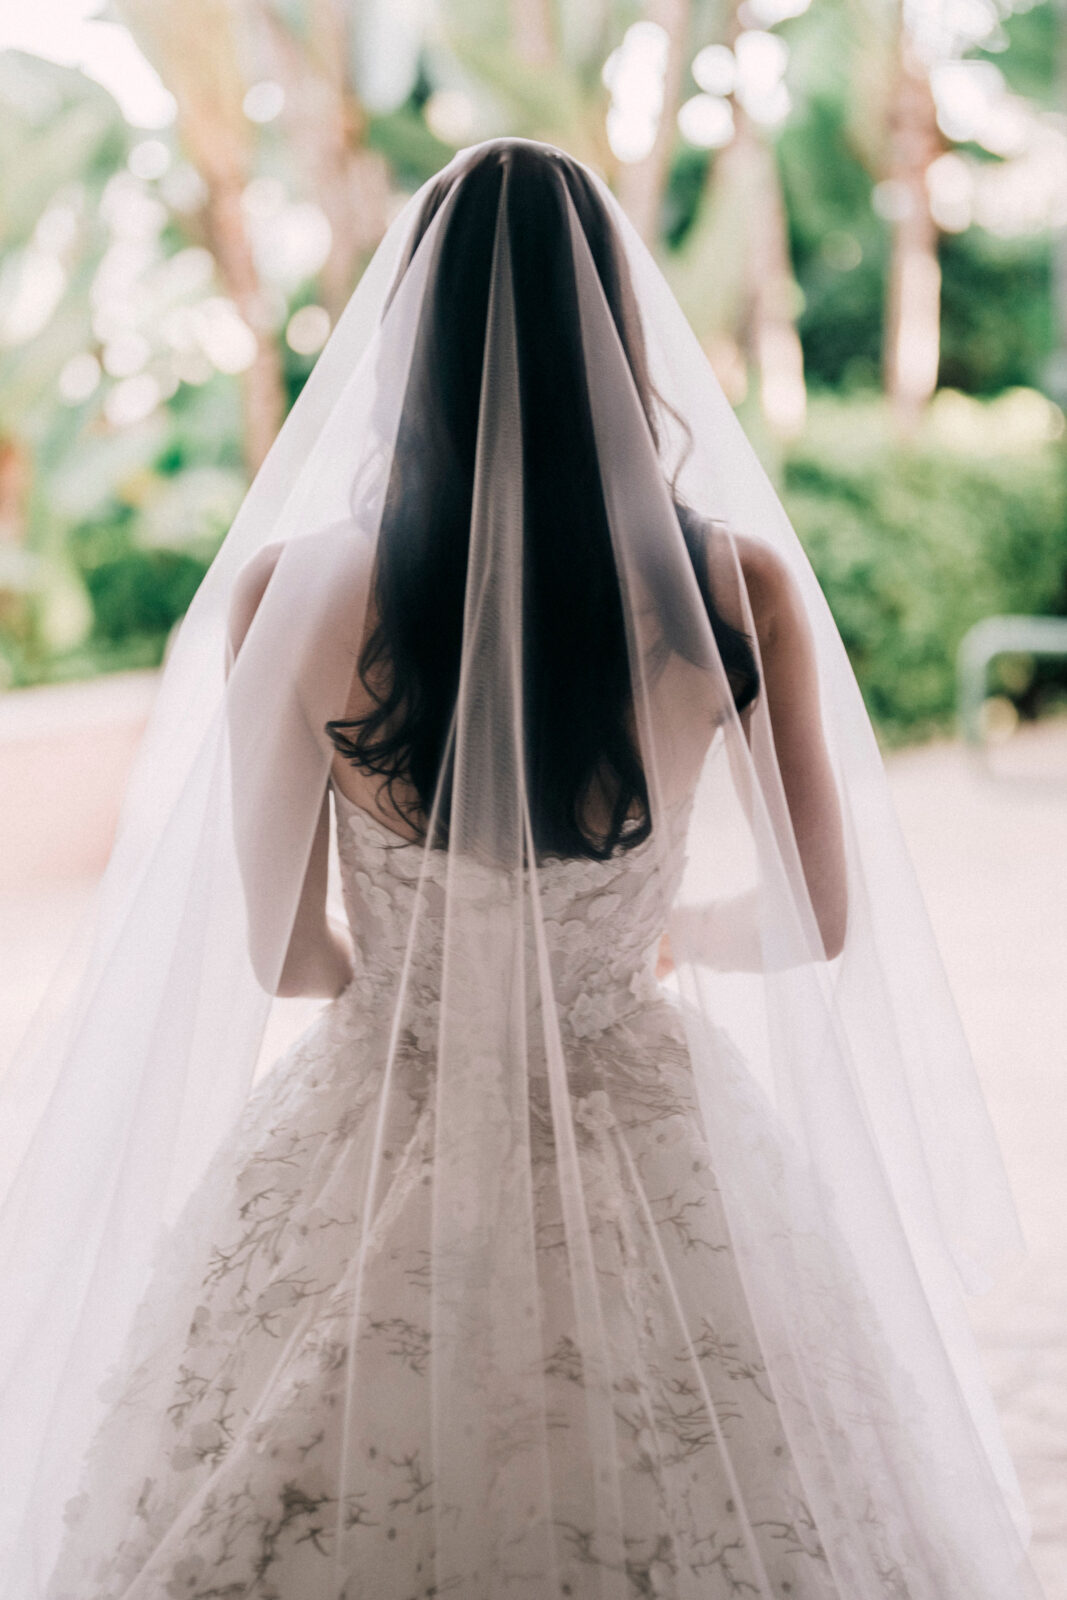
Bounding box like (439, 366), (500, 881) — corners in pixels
(81, 547), (208, 646)
(782, 392), (1067, 741)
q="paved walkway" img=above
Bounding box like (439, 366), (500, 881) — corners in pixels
(0, 714), (1064, 1592)
(885, 719), (1067, 1596)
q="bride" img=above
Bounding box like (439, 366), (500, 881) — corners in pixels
(0, 138), (1046, 1599)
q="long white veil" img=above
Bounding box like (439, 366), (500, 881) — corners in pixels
(0, 137), (1042, 1599)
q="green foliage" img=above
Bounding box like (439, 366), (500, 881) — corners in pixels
(63, 408), (241, 654)
(938, 229), (1055, 395)
(0, 55), (124, 445)
(2, 0), (1066, 753)
(778, 90), (889, 391)
(783, 394), (1067, 741)
(368, 101), (456, 192)
(778, 1), (1059, 402)
(81, 543), (209, 645)
(989, 0), (1057, 106)
(775, 0), (891, 393)
(0, 49), (252, 684)
(662, 146), (711, 251)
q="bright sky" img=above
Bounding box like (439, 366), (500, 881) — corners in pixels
(0, 0), (175, 126)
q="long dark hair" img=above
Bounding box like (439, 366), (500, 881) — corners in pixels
(327, 141), (758, 859)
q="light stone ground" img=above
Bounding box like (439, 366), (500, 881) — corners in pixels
(1, 714), (1064, 1594)
(884, 719), (1067, 1599)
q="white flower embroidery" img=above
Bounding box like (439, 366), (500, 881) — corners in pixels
(574, 1089), (615, 1135)
(567, 990), (621, 1038)
(49, 788), (908, 1600)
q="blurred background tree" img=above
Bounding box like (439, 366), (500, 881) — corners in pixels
(0, 0), (1065, 742)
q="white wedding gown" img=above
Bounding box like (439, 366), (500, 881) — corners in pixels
(46, 784), (973, 1599)
(11, 137), (1037, 1600)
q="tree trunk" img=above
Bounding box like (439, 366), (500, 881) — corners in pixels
(0, 437), (29, 549)
(1047, 0), (1067, 406)
(114, 0), (287, 473)
(263, 1), (391, 323)
(205, 175), (288, 470)
(669, 0), (805, 432)
(736, 111), (806, 437)
(615, 0), (691, 246)
(882, 25), (942, 429)
(510, 0), (557, 67)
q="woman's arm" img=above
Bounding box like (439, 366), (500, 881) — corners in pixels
(227, 545), (354, 999)
(737, 536), (848, 960)
(660, 536), (848, 977)
(268, 787), (354, 999)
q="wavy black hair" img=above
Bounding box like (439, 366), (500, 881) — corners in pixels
(327, 141), (759, 859)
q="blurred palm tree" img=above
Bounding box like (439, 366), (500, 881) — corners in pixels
(254, 0), (391, 319)
(0, 55), (125, 666)
(844, 0), (943, 428)
(666, 0), (807, 439)
(508, 0), (557, 66)
(113, 0), (286, 470)
(440, 0), (615, 168)
(115, 0), (398, 468)
(1050, 0), (1067, 406)
(614, 0), (693, 244)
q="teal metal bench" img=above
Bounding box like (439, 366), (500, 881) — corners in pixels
(957, 615), (1067, 749)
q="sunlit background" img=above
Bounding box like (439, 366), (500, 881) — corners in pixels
(0, 0), (1065, 1589)
(0, 0), (1065, 735)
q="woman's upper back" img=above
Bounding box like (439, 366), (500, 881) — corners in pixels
(331, 778), (693, 1042)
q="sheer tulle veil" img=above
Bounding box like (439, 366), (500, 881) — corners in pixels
(0, 137), (1042, 1597)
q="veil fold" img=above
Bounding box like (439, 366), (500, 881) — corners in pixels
(0, 137), (1040, 1599)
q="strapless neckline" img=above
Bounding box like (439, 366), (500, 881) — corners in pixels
(329, 777), (686, 871)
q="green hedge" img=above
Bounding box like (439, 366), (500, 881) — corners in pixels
(6, 391), (1066, 746)
(782, 392), (1067, 741)
(81, 546), (208, 646)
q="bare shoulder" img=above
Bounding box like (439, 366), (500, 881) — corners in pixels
(733, 532), (793, 606)
(227, 542), (284, 660)
(732, 532), (805, 651)
(232, 541), (284, 612)
(228, 521), (376, 668)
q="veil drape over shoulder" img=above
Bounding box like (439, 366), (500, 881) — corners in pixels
(0, 138), (1041, 1599)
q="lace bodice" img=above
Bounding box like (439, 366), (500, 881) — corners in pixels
(332, 785), (690, 1042)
